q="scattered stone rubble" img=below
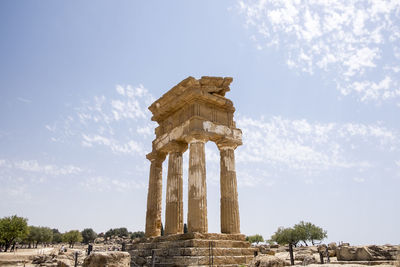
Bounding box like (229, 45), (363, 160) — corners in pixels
(251, 243), (400, 266)
(82, 251), (130, 267)
(336, 245), (399, 261)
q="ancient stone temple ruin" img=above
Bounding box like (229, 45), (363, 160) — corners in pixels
(128, 76), (255, 266)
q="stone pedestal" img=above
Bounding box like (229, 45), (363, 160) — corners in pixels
(187, 139), (208, 233)
(128, 233), (257, 267)
(145, 153), (166, 238)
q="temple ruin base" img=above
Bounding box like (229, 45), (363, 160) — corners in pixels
(127, 233), (256, 267)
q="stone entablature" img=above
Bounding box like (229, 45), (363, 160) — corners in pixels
(145, 76), (242, 238)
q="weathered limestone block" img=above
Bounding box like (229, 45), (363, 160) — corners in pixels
(294, 249), (313, 261)
(128, 233), (257, 267)
(337, 245), (399, 261)
(248, 255), (287, 267)
(83, 252), (130, 267)
(145, 152), (166, 237)
(187, 138), (208, 233)
(302, 255), (317, 265)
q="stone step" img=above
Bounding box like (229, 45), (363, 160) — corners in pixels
(144, 255), (254, 266)
(335, 260), (396, 265)
(129, 239), (251, 250)
(131, 247), (256, 257)
(137, 232), (246, 242)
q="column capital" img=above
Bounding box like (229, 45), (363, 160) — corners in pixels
(165, 141), (188, 154)
(216, 138), (240, 150)
(146, 151), (167, 162)
(185, 134), (208, 144)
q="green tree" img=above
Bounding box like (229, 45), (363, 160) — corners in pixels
(105, 227), (129, 239)
(246, 234), (264, 244)
(131, 231), (145, 239)
(270, 227), (300, 246)
(293, 221), (310, 246)
(39, 227), (53, 245)
(309, 224), (327, 245)
(27, 226), (53, 248)
(0, 215), (29, 252)
(270, 227), (301, 265)
(25, 226), (39, 248)
(81, 228), (97, 244)
(62, 230), (82, 248)
(293, 221), (327, 246)
(52, 229), (62, 244)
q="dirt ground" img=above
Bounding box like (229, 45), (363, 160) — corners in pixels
(0, 245), (87, 267)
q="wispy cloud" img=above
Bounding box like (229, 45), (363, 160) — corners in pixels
(47, 84), (155, 156)
(45, 83), (399, 188)
(0, 159), (83, 176)
(81, 134), (144, 155)
(236, 115), (399, 173)
(353, 177), (365, 183)
(238, 0), (400, 104)
(17, 97), (32, 103)
(79, 176), (146, 192)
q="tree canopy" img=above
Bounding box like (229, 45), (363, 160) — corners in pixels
(62, 230), (82, 248)
(246, 234), (264, 244)
(105, 227), (129, 239)
(52, 229), (62, 244)
(293, 221), (327, 246)
(25, 226), (53, 248)
(270, 227), (300, 246)
(131, 231), (145, 239)
(0, 215), (29, 252)
(81, 228), (97, 244)
(269, 221), (327, 247)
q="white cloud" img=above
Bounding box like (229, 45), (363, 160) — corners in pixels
(353, 177), (365, 183)
(238, 0), (400, 104)
(236, 115), (398, 173)
(136, 125), (153, 137)
(81, 134), (143, 155)
(49, 84), (154, 157)
(17, 97), (32, 103)
(79, 176), (146, 192)
(7, 159), (83, 176)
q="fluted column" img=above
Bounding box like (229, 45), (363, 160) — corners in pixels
(165, 142), (187, 235)
(217, 141), (240, 234)
(145, 152), (166, 237)
(187, 137), (208, 233)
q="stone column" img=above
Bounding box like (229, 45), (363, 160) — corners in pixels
(187, 137), (208, 233)
(145, 152), (166, 237)
(217, 141), (240, 234)
(165, 142), (187, 235)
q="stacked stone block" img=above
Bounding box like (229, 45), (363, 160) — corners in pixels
(128, 233), (256, 267)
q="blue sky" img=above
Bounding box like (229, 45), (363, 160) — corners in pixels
(0, 1), (399, 245)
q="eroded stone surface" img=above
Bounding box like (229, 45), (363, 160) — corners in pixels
(140, 76), (246, 266)
(144, 76), (242, 237)
(82, 251), (130, 267)
(128, 233), (256, 267)
(336, 245), (399, 261)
